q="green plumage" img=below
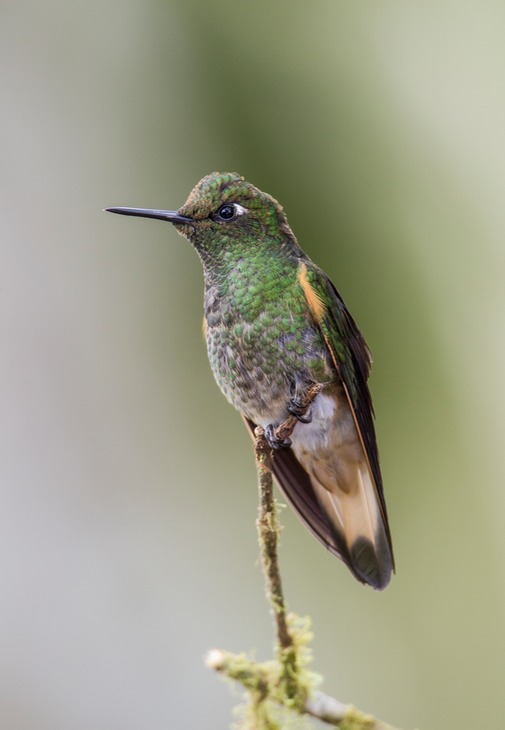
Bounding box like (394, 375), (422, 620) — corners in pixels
(107, 172), (394, 589)
(203, 246), (330, 423)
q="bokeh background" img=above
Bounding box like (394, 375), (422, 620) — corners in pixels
(2, 1), (505, 728)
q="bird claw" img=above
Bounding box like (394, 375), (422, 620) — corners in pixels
(288, 398), (313, 424)
(264, 423), (292, 450)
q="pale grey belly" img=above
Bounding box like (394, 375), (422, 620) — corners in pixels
(206, 320), (333, 427)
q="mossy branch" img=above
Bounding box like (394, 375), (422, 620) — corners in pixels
(206, 384), (412, 729)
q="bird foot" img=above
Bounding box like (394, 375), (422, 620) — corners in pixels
(264, 423), (292, 450)
(288, 380), (315, 423)
(287, 397), (312, 423)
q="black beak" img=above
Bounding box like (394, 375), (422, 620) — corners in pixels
(105, 207), (193, 225)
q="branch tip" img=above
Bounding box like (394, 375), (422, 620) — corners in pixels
(205, 649), (225, 671)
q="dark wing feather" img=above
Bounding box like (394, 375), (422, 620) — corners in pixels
(242, 416), (354, 564)
(306, 264), (393, 559)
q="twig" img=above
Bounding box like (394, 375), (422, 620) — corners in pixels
(206, 650), (398, 729)
(254, 428), (291, 651)
(254, 382), (323, 704)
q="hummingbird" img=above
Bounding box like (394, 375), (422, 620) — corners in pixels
(107, 172), (394, 590)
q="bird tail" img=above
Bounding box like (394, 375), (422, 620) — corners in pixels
(304, 454), (393, 589)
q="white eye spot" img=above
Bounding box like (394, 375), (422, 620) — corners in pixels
(215, 202), (249, 222)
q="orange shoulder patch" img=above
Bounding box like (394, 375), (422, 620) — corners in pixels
(298, 262), (326, 323)
(202, 316), (208, 340)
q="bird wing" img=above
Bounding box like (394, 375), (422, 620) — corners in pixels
(297, 260), (393, 550)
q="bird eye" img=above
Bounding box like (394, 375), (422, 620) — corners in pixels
(216, 204), (236, 221)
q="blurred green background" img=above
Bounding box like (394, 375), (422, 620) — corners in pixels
(2, 1), (505, 728)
